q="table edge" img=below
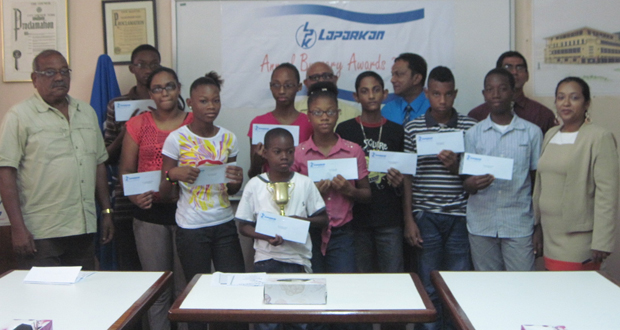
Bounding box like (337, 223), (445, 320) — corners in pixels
(431, 271), (475, 330)
(169, 273), (437, 323)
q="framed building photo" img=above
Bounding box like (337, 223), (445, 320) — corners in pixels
(102, 0), (157, 64)
(1, 0), (69, 82)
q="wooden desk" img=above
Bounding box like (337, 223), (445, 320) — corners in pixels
(169, 273), (435, 323)
(0, 270), (171, 330)
(431, 271), (620, 330)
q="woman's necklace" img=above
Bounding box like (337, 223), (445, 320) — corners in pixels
(359, 118), (383, 150)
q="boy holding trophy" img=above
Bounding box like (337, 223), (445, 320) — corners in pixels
(236, 128), (328, 274)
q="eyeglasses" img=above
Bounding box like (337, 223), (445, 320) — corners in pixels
(308, 73), (335, 82)
(270, 82), (298, 90)
(150, 82), (178, 94)
(34, 68), (72, 77)
(132, 62), (160, 70)
(309, 109), (339, 117)
(503, 64), (527, 72)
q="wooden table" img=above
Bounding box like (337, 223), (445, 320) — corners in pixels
(0, 270), (171, 330)
(432, 270), (620, 330)
(170, 273), (436, 323)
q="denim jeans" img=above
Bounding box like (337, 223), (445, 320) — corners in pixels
(310, 223), (356, 274)
(354, 225), (404, 273)
(254, 259), (307, 330)
(414, 211), (471, 330)
(176, 220), (246, 282)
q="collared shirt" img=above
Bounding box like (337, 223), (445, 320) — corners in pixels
(464, 115), (542, 238)
(295, 96), (361, 125)
(0, 92), (108, 239)
(405, 109), (477, 216)
(468, 94), (556, 134)
(381, 92), (430, 125)
(291, 135), (369, 254)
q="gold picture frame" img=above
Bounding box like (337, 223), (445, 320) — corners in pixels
(102, 0), (157, 64)
(0, 0), (69, 82)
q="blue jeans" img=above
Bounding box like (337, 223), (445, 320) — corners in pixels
(354, 225), (404, 273)
(253, 259), (307, 330)
(414, 211), (471, 330)
(176, 220), (246, 282)
(310, 223), (356, 274)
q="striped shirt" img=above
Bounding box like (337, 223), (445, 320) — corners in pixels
(464, 115), (542, 238)
(405, 109), (477, 216)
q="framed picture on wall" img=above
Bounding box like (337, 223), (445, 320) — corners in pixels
(1, 0), (69, 82)
(102, 0), (157, 64)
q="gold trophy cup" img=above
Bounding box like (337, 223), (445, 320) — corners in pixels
(266, 182), (294, 216)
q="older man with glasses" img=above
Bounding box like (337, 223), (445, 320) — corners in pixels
(0, 49), (113, 270)
(295, 61), (360, 125)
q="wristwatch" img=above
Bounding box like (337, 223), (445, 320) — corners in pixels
(102, 208), (114, 215)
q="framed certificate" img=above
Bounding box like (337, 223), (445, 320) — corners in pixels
(1, 0), (69, 82)
(102, 0), (157, 64)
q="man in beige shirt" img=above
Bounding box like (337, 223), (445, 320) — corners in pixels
(0, 50), (113, 270)
(295, 61), (360, 124)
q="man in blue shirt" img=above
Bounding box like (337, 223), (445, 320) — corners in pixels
(381, 53), (430, 125)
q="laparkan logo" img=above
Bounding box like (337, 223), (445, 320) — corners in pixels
(260, 4), (425, 50)
(296, 22), (384, 49)
(372, 152), (387, 158)
(466, 155), (482, 162)
(418, 136), (433, 141)
(125, 176), (140, 182)
(310, 162), (325, 168)
(263, 214), (277, 221)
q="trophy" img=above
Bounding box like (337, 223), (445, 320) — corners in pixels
(266, 182), (294, 216)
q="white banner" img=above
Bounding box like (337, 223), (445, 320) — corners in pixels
(221, 1), (454, 109)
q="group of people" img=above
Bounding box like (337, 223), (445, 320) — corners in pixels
(0, 45), (617, 330)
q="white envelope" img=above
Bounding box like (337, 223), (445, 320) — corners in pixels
(416, 131), (465, 155)
(114, 99), (156, 121)
(251, 124), (300, 146)
(307, 158), (359, 182)
(190, 162), (237, 186)
(122, 170), (161, 196)
(23, 266), (82, 284)
(255, 212), (310, 244)
(460, 153), (514, 180)
(368, 151), (417, 175)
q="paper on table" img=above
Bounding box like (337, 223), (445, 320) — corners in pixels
(252, 124), (300, 146)
(122, 170), (161, 196)
(114, 99), (155, 121)
(211, 272), (267, 287)
(460, 153), (514, 180)
(307, 158), (358, 182)
(191, 162), (236, 186)
(368, 151), (417, 175)
(23, 266), (82, 284)
(255, 212), (310, 244)
(416, 131), (465, 155)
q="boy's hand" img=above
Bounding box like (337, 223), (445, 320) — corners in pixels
(437, 150), (459, 173)
(386, 168), (404, 187)
(268, 235), (284, 246)
(225, 165), (244, 184)
(463, 174), (494, 194)
(315, 180), (331, 194)
(331, 175), (354, 195)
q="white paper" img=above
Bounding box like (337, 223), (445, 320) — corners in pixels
(460, 153), (514, 180)
(368, 151), (417, 175)
(307, 158), (358, 182)
(23, 266), (82, 284)
(255, 212), (310, 244)
(251, 124), (300, 146)
(114, 100), (155, 121)
(191, 162), (236, 186)
(122, 170), (161, 196)
(211, 272), (267, 287)
(416, 131), (465, 155)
